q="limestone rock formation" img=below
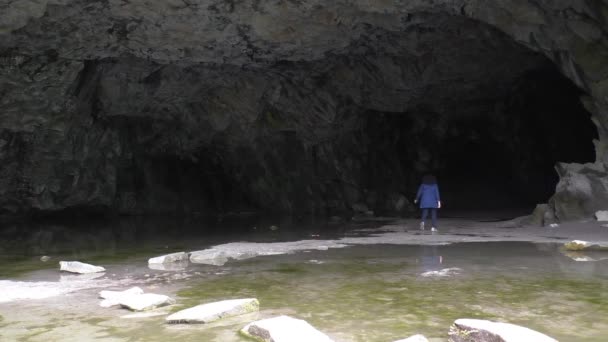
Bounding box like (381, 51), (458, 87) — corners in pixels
(0, 1), (606, 219)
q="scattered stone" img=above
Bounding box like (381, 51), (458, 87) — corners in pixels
(448, 318), (557, 342)
(148, 252), (189, 265)
(393, 335), (429, 342)
(563, 240), (608, 251)
(269, 225), (279, 231)
(549, 223), (559, 228)
(421, 268), (461, 277)
(119, 293), (175, 311)
(99, 287), (144, 308)
(166, 298), (259, 324)
(240, 315), (334, 342)
(595, 210), (608, 221)
(59, 261), (105, 274)
(40, 256), (51, 262)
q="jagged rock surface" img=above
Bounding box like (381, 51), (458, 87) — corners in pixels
(0, 1), (606, 219)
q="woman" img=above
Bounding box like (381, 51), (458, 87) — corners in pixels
(414, 174), (441, 231)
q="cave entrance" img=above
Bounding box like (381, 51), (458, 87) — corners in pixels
(363, 64), (596, 218)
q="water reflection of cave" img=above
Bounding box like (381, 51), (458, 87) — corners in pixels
(365, 66), (596, 215)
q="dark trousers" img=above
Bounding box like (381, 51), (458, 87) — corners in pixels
(421, 208), (438, 228)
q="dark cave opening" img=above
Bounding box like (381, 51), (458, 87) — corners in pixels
(361, 64), (597, 217)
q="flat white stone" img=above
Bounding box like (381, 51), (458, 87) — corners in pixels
(393, 335), (429, 342)
(449, 319), (557, 342)
(59, 261), (105, 274)
(119, 293), (175, 311)
(190, 240), (347, 265)
(240, 315), (334, 342)
(166, 298), (259, 323)
(148, 252), (189, 264)
(595, 210), (608, 221)
(100, 287), (144, 300)
(99, 287), (144, 308)
(421, 268), (461, 277)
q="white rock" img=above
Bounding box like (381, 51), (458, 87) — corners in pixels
(393, 335), (429, 342)
(240, 315), (334, 342)
(40, 256), (51, 262)
(190, 240), (347, 265)
(189, 249), (231, 266)
(148, 252), (189, 264)
(59, 261), (105, 274)
(119, 293), (175, 311)
(563, 240), (608, 251)
(421, 267), (462, 277)
(98, 287), (144, 308)
(100, 287), (144, 300)
(595, 210), (608, 221)
(166, 298), (259, 323)
(549, 223), (559, 228)
(449, 319), (557, 342)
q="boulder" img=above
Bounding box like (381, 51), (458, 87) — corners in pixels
(448, 318), (557, 342)
(148, 252), (189, 264)
(240, 315), (334, 342)
(166, 298), (259, 324)
(119, 293), (175, 311)
(595, 210), (608, 221)
(563, 240), (608, 251)
(59, 261), (105, 274)
(393, 334), (429, 342)
(551, 163), (608, 220)
(528, 204), (557, 226)
(99, 287), (144, 308)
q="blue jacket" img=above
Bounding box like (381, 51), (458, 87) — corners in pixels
(416, 184), (440, 208)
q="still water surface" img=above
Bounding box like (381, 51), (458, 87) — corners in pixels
(0, 218), (607, 341)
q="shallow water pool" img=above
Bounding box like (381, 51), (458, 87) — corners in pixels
(3, 239), (608, 342)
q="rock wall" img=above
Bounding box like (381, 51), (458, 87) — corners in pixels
(0, 1), (606, 219)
